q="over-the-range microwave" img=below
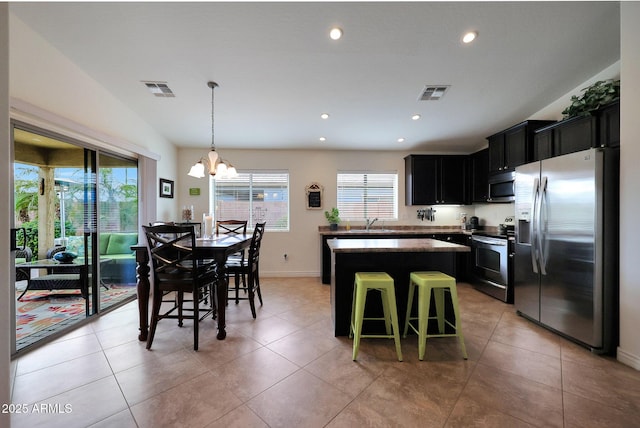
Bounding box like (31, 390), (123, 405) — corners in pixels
(487, 171), (515, 202)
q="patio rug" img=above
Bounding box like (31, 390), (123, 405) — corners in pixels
(16, 285), (136, 341)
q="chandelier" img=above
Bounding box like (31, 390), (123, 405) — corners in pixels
(188, 81), (237, 179)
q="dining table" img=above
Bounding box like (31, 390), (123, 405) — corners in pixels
(131, 232), (252, 342)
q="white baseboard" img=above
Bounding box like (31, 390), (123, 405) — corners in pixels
(617, 346), (640, 371)
(260, 271), (321, 278)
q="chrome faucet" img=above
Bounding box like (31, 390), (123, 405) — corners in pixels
(365, 218), (378, 231)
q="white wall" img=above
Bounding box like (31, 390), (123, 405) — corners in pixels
(618, 2), (640, 370)
(178, 148), (479, 276)
(1, 5), (12, 426)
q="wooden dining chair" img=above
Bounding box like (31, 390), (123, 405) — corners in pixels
(142, 224), (217, 351)
(216, 220), (249, 303)
(225, 222), (266, 318)
(216, 219), (248, 236)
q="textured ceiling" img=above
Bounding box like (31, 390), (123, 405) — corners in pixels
(10, 2), (620, 153)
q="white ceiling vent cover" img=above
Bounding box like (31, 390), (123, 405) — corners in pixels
(419, 85), (450, 101)
(142, 81), (175, 98)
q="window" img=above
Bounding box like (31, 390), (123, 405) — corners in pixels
(337, 172), (398, 220)
(212, 171), (289, 231)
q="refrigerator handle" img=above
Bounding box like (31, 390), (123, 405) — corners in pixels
(531, 177), (540, 274)
(537, 176), (548, 275)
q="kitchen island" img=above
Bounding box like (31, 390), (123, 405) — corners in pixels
(319, 227), (473, 284)
(326, 237), (470, 336)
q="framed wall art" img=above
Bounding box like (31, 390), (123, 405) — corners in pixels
(159, 178), (174, 198)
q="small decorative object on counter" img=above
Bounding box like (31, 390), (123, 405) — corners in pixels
(182, 205), (194, 222)
(324, 207), (341, 231)
(460, 213), (467, 230)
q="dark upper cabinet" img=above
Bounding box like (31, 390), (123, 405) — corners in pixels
(599, 100), (620, 148)
(533, 126), (554, 161)
(487, 120), (555, 173)
(553, 115), (598, 156)
(405, 155), (437, 205)
(531, 101), (619, 160)
(488, 133), (505, 173)
(405, 155), (468, 205)
(504, 125), (528, 169)
(440, 156), (467, 204)
(470, 148), (489, 202)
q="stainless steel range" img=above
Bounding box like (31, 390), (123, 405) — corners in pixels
(470, 232), (514, 303)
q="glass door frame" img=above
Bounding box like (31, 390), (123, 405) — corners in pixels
(10, 119), (138, 355)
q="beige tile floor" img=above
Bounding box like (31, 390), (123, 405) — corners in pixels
(9, 277), (640, 427)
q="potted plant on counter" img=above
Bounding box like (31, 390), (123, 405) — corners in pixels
(324, 207), (341, 231)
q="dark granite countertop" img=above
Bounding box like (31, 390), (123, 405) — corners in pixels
(318, 226), (473, 236)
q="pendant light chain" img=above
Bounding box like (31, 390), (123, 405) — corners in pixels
(189, 81), (236, 179)
(209, 81), (218, 151)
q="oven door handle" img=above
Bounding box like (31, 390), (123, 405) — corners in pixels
(472, 236), (507, 246)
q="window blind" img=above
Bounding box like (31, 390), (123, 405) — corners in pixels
(337, 172), (398, 220)
(212, 171), (289, 231)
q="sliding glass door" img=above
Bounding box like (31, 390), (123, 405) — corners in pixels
(97, 153), (139, 311)
(11, 123), (138, 354)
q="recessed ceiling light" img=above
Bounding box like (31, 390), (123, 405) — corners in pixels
(397, 138), (405, 143)
(320, 113), (330, 119)
(329, 27), (343, 40)
(411, 114), (421, 121)
(462, 31), (478, 44)
(319, 137), (327, 142)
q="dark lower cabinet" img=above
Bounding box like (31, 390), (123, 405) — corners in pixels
(427, 233), (471, 281)
(330, 250), (458, 336)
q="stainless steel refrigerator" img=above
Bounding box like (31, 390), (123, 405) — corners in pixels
(514, 147), (619, 353)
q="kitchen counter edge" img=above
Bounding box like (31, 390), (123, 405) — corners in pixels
(326, 237), (470, 253)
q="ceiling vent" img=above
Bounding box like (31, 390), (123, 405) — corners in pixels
(419, 85), (450, 101)
(142, 81), (175, 98)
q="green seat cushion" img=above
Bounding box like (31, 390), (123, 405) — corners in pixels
(99, 234), (111, 255)
(105, 233), (138, 255)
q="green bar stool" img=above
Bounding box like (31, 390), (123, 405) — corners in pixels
(350, 272), (403, 362)
(403, 271), (468, 361)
